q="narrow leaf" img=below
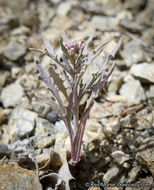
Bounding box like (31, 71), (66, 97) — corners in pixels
(43, 39), (55, 58)
(36, 62), (65, 114)
(35, 92), (63, 117)
(48, 66), (69, 100)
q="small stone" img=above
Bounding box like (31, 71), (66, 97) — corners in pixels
(19, 11), (39, 28)
(8, 107), (37, 141)
(0, 83), (24, 108)
(11, 67), (22, 78)
(54, 120), (67, 133)
(108, 76), (123, 93)
(112, 102), (124, 116)
(102, 117), (120, 135)
(3, 42), (26, 61)
(119, 19), (144, 32)
(130, 63), (154, 84)
(103, 166), (120, 183)
(36, 153), (50, 166)
(122, 40), (145, 67)
(89, 101), (112, 119)
(35, 117), (55, 136)
(111, 150), (130, 165)
(127, 166), (140, 183)
(119, 75), (146, 105)
(136, 147), (154, 175)
(46, 112), (58, 123)
(0, 165), (42, 190)
(54, 131), (68, 164)
(34, 135), (55, 149)
(90, 16), (118, 31)
(8, 139), (29, 154)
(56, 2), (72, 16)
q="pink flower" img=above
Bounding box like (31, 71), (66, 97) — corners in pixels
(63, 40), (84, 56)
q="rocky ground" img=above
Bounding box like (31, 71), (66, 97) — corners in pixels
(0, 0), (154, 189)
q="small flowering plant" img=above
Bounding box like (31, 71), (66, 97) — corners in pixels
(30, 33), (122, 166)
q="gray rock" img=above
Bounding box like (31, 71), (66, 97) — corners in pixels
(136, 0), (154, 27)
(8, 139), (29, 154)
(8, 107), (37, 141)
(130, 63), (154, 84)
(0, 143), (12, 158)
(124, 0), (147, 13)
(3, 42), (26, 61)
(111, 150), (130, 165)
(0, 165), (42, 190)
(19, 11), (39, 28)
(103, 166), (120, 183)
(0, 83), (24, 108)
(122, 40), (145, 67)
(119, 19), (144, 32)
(87, 153), (99, 164)
(90, 15), (118, 31)
(46, 112), (58, 123)
(119, 75), (146, 105)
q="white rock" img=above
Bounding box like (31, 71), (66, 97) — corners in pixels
(8, 107), (37, 141)
(130, 62), (154, 83)
(0, 83), (24, 108)
(119, 76), (146, 105)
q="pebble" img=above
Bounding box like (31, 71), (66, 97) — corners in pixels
(130, 63), (154, 84)
(46, 111), (58, 123)
(128, 166), (140, 183)
(119, 75), (146, 105)
(0, 83), (24, 108)
(119, 19), (144, 32)
(8, 107), (37, 141)
(90, 16), (118, 31)
(122, 40), (145, 67)
(35, 117), (55, 136)
(103, 166), (120, 183)
(102, 117), (120, 135)
(0, 165), (42, 190)
(89, 101), (112, 119)
(33, 134), (55, 149)
(3, 42), (26, 61)
(56, 2), (72, 16)
(136, 147), (154, 175)
(111, 150), (130, 165)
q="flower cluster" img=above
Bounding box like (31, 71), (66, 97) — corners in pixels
(63, 40), (84, 56)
